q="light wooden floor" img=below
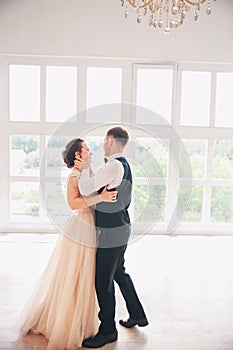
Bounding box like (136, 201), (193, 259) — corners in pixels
(1, 234), (233, 350)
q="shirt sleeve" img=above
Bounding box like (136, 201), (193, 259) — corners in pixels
(79, 160), (124, 196)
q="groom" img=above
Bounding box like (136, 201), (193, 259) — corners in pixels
(78, 126), (148, 348)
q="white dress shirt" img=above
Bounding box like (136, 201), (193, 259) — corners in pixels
(79, 152), (124, 196)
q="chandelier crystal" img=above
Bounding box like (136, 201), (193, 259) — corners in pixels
(121, 0), (216, 33)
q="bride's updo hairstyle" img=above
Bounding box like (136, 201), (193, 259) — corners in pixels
(62, 138), (84, 168)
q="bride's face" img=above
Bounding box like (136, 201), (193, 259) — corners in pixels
(80, 142), (92, 160)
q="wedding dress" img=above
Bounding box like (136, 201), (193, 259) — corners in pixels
(16, 170), (98, 349)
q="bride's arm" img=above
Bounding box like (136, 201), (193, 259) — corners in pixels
(67, 176), (117, 210)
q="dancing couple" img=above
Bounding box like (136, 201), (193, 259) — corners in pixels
(17, 126), (148, 349)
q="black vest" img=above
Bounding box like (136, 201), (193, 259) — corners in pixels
(95, 157), (132, 232)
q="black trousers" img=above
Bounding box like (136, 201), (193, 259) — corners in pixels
(95, 243), (147, 335)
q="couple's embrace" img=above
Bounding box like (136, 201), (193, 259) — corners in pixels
(16, 126), (148, 349)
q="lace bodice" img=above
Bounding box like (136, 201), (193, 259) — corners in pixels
(68, 169), (94, 214)
(68, 169), (81, 181)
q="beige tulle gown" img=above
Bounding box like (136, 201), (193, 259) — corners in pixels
(16, 170), (98, 349)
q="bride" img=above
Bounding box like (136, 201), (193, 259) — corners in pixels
(15, 138), (118, 350)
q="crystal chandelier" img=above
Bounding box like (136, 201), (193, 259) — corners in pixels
(121, 0), (216, 33)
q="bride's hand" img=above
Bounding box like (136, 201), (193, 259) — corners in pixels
(100, 186), (118, 202)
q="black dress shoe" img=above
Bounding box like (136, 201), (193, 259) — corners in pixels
(119, 317), (149, 328)
(82, 330), (118, 348)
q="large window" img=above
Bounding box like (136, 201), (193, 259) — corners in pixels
(86, 67), (122, 122)
(46, 66), (77, 122)
(0, 57), (233, 234)
(135, 67), (173, 124)
(10, 65), (40, 121)
(180, 71), (211, 126)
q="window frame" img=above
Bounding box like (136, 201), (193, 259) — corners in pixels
(0, 55), (233, 234)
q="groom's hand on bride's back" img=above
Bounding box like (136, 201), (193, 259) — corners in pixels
(100, 186), (118, 203)
(74, 157), (90, 171)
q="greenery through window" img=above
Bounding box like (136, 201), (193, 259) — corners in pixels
(2, 60), (233, 233)
(11, 135), (39, 176)
(213, 140), (233, 179)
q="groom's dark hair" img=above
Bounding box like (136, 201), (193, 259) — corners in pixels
(106, 126), (129, 147)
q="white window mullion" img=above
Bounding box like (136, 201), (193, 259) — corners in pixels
(171, 64), (180, 128)
(130, 64), (138, 127)
(77, 63), (87, 127)
(127, 131), (136, 225)
(39, 134), (47, 225)
(212, 179), (233, 187)
(10, 176), (39, 182)
(0, 62), (10, 230)
(202, 140), (214, 224)
(38, 65), (47, 225)
(209, 72), (217, 128)
(40, 65), (46, 124)
(166, 136), (179, 233)
(122, 62), (133, 126)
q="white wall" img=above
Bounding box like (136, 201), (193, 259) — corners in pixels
(0, 0), (232, 62)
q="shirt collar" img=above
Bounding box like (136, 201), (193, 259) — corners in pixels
(106, 152), (124, 162)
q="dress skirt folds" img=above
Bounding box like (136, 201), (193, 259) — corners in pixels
(15, 171), (98, 349)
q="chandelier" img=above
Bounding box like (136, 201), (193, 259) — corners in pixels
(121, 0), (216, 33)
